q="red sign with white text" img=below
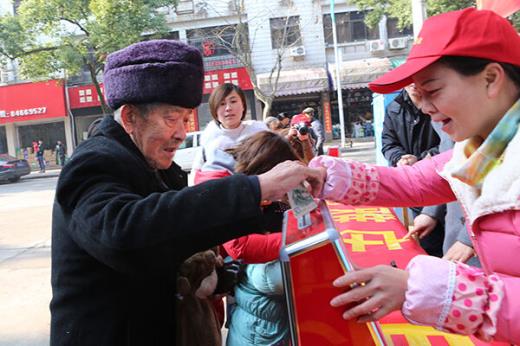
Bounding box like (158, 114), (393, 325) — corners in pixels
(0, 80), (67, 124)
(68, 84), (105, 109)
(203, 67), (253, 94)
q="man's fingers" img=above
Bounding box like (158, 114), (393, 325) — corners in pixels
(304, 167), (325, 197)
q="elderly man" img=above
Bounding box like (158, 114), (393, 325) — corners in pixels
(50, 40), (322, 345)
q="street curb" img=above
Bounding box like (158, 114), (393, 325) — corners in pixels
(22, 172), (61, 181)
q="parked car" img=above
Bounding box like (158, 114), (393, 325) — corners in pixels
(0, 154), (31, 183)
(174, 131), (202, 172)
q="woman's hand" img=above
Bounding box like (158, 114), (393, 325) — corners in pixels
(442, 241), (475, 263)
(397, 154), (418, 166)
(309, 156), (352, 201)
(330, 265), (408, 322)
(404, 214), (437, 240)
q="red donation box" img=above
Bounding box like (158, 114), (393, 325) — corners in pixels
(280, 201), (388, 345)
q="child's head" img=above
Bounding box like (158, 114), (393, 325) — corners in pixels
(370, 8), (520, 141)
(227, 131), (300, 175)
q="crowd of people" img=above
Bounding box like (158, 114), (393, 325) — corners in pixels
(49, 7), (519, 346)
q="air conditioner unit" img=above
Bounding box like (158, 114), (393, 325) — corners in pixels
(289, 46), (306, 57)
(367, 40), (385, 52)
(175, 0), (194, 15)
(388, 37), (408, 50)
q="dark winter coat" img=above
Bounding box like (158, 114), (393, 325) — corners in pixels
(381, 90), (440, 167)
(50, 116), (274, 346)
(381, 90), (444, 257)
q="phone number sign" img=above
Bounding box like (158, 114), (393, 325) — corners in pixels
(0, 80), (66, 124)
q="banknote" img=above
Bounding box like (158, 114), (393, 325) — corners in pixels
(287, 183), (317, 219)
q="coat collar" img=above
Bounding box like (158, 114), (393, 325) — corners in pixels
(440, 127), (520, 224)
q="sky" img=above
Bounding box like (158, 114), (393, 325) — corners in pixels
(0, 0), (12, 16)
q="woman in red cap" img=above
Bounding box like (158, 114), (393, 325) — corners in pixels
(310, 8), (520, 343)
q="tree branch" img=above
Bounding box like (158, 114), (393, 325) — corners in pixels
(60, 17), (90, 37)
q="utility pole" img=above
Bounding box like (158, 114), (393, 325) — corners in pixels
(412, 0), (427, 38)
(330, 0), (346, 148)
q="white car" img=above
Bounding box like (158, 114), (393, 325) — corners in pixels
(174, 131), (202, 172)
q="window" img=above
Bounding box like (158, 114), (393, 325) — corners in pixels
(270, 16), (302, 49)
(323, 12), (379, 45)
(386, 18), (413, 39)
(187, 25), (240, 57)
(142, 31), (180, 41)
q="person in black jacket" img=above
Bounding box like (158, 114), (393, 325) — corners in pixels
(382, 85), (440, 166)
(381, 84), (444, 257)
(50, 39), (323, 346)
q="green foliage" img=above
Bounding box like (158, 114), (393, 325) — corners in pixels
(0, 0), (175, 81)
(351, 0), (475, 29)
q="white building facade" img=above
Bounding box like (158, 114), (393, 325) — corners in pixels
(165, 0), (413, 137)
(0, 0), (414, 159)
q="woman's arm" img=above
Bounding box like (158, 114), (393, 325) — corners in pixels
(310, 151), (457, 208)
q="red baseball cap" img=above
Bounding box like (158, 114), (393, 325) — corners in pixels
(369, 8), (520, 94)
(291, 113), (311, 126)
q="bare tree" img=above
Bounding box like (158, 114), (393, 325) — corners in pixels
(194, 0), (302, 119)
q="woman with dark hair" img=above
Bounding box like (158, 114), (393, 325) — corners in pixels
(191, 83), (266, 177)
(197, 131), (303, 346)
(310, 9), (520, 343)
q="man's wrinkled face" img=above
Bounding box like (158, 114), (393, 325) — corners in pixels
(131, 104), (192, 170)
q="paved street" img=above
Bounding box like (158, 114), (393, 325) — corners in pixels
(0, 177), (56, 346)
(0, 140), (376, 346)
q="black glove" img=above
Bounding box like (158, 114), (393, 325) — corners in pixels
(214, 260), (246, 295)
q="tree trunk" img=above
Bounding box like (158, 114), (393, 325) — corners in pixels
(262, 99), (273, 120)
(253, 89), (274, 120)
(87, 62), (111, 115)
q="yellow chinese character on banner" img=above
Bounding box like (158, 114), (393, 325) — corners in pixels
(341, 229), (404, 252)
(381, 323), (475, 346)
(331, 207), (396, 223)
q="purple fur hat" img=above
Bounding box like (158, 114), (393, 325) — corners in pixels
(103, 40), (204, 110)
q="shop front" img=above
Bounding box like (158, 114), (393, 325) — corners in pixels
(328, 58), (391, 138)
(0, 80), (71, 169)
(67, 83), (108, 145)
(257, 67), (333, 139)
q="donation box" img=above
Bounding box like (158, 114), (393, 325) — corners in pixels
(280, 201), (388, 346)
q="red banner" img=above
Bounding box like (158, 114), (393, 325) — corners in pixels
(477, 0), (520, 17)
(67, 84), (105, 109)
(0, 80), (67, 124)
(203, 67), (253, 94)
(323, 99), (333, 134)
(327, 203), (508, 346)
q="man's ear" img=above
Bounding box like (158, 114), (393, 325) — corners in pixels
(119, 105), (139, 135)
(484, 63), (506, 99)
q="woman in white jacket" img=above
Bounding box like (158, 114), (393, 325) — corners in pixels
(191, 83), (266, 177)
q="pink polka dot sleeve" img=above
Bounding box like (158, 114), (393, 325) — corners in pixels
(403, 255), (504, 342)
(442, 262), (504, 341)
(342, 161), (379, 205)
(308, 157), (379, 204)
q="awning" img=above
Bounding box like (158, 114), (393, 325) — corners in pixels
(329, 58), (392, 90)
(256, 67), (328, 96)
